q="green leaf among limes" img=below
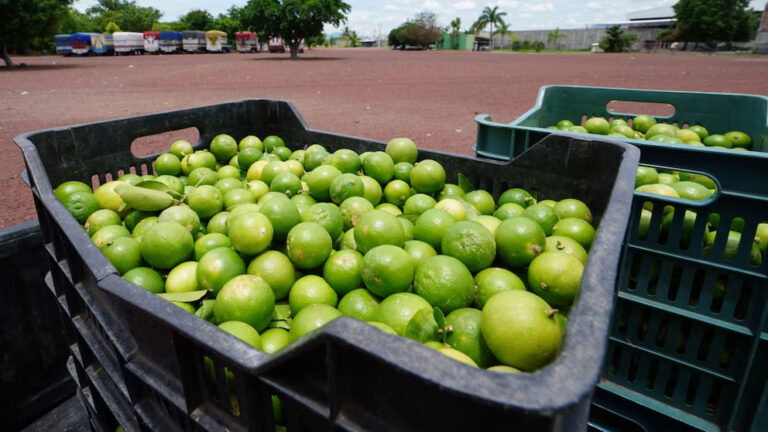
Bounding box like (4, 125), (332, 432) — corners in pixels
(158, 290), (208, 303)
(458, 173), (474, 193)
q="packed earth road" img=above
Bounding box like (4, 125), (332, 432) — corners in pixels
(1, 47), (767, 228)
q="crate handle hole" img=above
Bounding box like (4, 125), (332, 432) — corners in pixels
(130, 127), (200, 158)
(606, 101), (675, 119)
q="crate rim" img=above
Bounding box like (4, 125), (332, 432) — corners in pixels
(16, 99), (641, 416)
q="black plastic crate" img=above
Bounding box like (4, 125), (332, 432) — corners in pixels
(16, 100), (639, 431)
(0, 220), (76, 430)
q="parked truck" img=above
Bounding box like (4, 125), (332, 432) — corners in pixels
(143, 31), (160, 54)
(205, 30), (228, 53)
(159, 31), (182, 54)
(236, 31), (259, 53)
(113, 32), (144, 55)
(182, 30), (206, 53)
(55, 34), (71, 56)
(70, 33), (113, 56)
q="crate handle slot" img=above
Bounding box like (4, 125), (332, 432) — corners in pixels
(606, 100), (676, 119)
(130, 126), (200, 158)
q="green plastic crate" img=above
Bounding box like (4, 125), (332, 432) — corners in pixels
(474, 85), (768, 160)
(473, 86), (768, 432)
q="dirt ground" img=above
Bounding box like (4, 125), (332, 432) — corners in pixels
(1, 48), (767, 228)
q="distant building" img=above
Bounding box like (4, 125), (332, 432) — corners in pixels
(589, 6), (676, 30)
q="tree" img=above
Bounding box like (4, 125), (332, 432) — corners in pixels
(673, 0), (755, 47)
(59, 7), (101, 34)
(0, 0), (72, 67)
(477, 6), (507, 49)
(87, 0), (161, 32)
(531, 40), (545, 52)
(450, 17), (461, 49)
(389, 11), (442, 49)
(599, 25), (637, 52)
(496, 21), (514, 49)
(242, 0), (350, 59)
(180, 9), (214, 31)
(547, 28), (566, 50)
(105, 21), (121, 33)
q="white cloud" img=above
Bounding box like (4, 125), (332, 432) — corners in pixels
(424, 0), (443, 10)
(495, 1), (521, 7)
(454, 1), (476, 10)
(585, 2), (602, 10)
(384, 4), (401, 10)
(523, 2), (555, 12)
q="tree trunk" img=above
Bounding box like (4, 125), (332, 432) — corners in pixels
(289, 41), (299, 59)
(2, 43), (14, 68)
(490, 24), (494, 50)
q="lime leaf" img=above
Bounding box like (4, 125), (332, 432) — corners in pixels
(158, 290), (208, 303)
(195, 299), (216, 322)
(458, 173), (474, 193)
(433, 307), (445, 329)
(137, 180), (172, 193)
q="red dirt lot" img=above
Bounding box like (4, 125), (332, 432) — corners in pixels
(1, 48), (767, 228)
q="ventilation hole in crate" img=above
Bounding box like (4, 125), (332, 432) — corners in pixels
(580, 114), (588, 126)
(140, 164), (150, 176)
(706, 381), (723, 414)
(647, 258), (662, 296)
(636, 308), (651, 341)
(131, 127), (200, 157)
(91, 175), (101, 189)
(606, 101), (675, 117)
(116, 169), (125, 177)
(734, 281), (752, 320)
(682, 122), (690, 129)
(616, 304), (630, 335)
(628, 253), (643, 290)
(655, 318), (670, 347)
(684, 374), (701, 406)
(677, 321), (692, 353)
(710, 275), (728, 313)
(645, 358), (659, 390)
(688, 269), (706, 307)
(664, 366), (678, 397)
(627, 352), (640, 382)
(128, 165), (137, 175)
(667, 265), (684, 301)
(607, 346), (621, 376)
(104, 172), (113, 182)
(719, 337), (736, 369)
(697, 329), (714, 361)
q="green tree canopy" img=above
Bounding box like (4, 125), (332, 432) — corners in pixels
(388, 11), (442, 49)
(86, 0), (161, 32)
(180, 9), (214, 31)
(477, 5), (507, 49)
(673, 0), (756, 44)
(599, 25), (637, 52)
(241, 0), (350, 58)
(0, 0), (72, 67)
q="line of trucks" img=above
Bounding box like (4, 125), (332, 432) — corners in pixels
(55, 31), (304, 56)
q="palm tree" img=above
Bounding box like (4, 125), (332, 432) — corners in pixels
(547, 27), (566, 50)
(478, 6), (507, 50)
(496, 21), (512, 49)
(450, 17), (461, 49)
(341, 26), (353, 47)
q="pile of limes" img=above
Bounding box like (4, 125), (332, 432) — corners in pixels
(548, 114), (753, 151)
(55, 134), (599, 375)
(633, 166), (765, 266)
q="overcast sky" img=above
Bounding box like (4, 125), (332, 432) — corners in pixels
(73, 0), (766, 37)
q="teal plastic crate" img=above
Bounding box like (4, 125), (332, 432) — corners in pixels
(474, 85), (768, 160)
(473, 86), (768, 432)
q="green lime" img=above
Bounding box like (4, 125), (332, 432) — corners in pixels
(522, 203), (560, 235)
(263, 136), (285, 153)
(302, 202), (344, 242)
(207, 211), (230, 235)
(338, 288), (379, 322)
(101, 236), (142, 275)
(481, 290), (562, 371)
(471, 215), (501, 236)
(131, 216), (159, 240)
(413, 208), (455, 250)
(556, 119), (574, 129)
(85, 209), (122, 236)
(383, 180), (412, 207)
(339, 196), (374, 230)
(224, 189), (256, 210)
(305, 165), (342, 202)
(270, 172), (302, 196)
(393, 162), (413, 183)
(632, 115), (657, 133)
(197, 247), (245, 294)
(552, 218), (596, 250)
(440, 221), (496, 272)
(398, 217), (414, 241)
(215, 274), (275, 331)
(194, 233), (231, 260)
(289, 304), (342, 342)
(688, 125), (709, 140)
(403, 240), (437, 267)
(703, 230), (762, 266)
(217, 165), (241, 180)
(528, 251), (584, 306)
(635, 166), (659, 188)
(360, 175), (383, 205)
(413, 255), (474, 313)
(261, 328), (290, 354)
(55, 180), (92, 202)
(376, 292), (431, 336)
(303, 149), (329, 171)
(245, 160), (268, 182)
(354, 210), (405, 253)
(545, 235), (589, 264)
(155, 153), (181, 176)
(238, 147), (264, 170)
(239, 136), (263, 151)
(368, 321), (397, 335)
(330, 173), (365, 204)
(474, 267), (525, 308)
(361, 245), (415, 297)
(553, 199), (592, 223)
(609, 119), (629, 129)
(646, 124), (677, 139)
(498, 188), (535, 208)
(341, 228), (357, 250)
(439, 348), (478, 367)
(165, 261), (200, 293)
(214, 178), (243, 196)
(228, 212), (274, 256)
(404, 194), (436, 218)
(435, 198), (466, 222)
(445, 308), (497, 368)
(375, 203), (402, 216)
(187, 185), (223, 219)
(261, 161), (291, 186)
(272, 146), (292, 161)
(218, 321), (262, 349)
(410, 160), (445, 194)
(403, 307), (439, 343)
(584, 117), (610, 135)
(286, 222), (333, 269)
(62, 191), (100, 224)
(495, 216), (546, 268)
(329, 149), (361, 173)
(118, 174), (142, 185)
(210, 135), (238, 162)
(362, 152), (395, 184)
(438, 184), (465, 200)
(247, 250), (296, 300)
(171, 140), (194, 158)
(288, 275), (338, 315)
(463, 190), (495, 215)
(257, 196), (300, 241)
(670, 181), (710, 201)
(139, 221), (194, 269)
(284, 160), (305, 178)
(92, 225), (131, 248)
(123, 267), (165, 294)
(386, 138), (418, 164)
(324, 249), (364, 296)
(724, 131), (752, 148)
